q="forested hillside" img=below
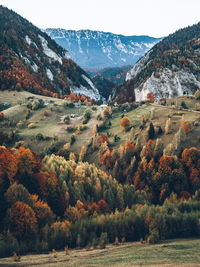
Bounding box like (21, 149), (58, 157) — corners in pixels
(0, 6), (100, 100)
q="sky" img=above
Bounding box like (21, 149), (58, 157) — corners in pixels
(1, 0), (200, 37)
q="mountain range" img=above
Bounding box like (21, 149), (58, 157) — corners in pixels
(113, 22), (200, 102)
(0, 6), (100, 100)
(45, 28), (162, 69)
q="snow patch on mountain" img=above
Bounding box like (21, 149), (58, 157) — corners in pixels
(45, 29), (162, 68)
(38, 35), (62, 64)
(134, 68), (200, 101)
(31, 62), (38, 72)
(64, 51), (71, 59)
(46, 68), (54, 81)
(25, 35), (32, 45)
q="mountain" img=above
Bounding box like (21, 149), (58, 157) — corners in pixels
(45, 29), (162, 69)
(113, 22), (200, 102)
(88, 66), (132, 99)
(88, 65), (131, 85)
(0, 6), (100, 100)
(91, 75), (115, 99)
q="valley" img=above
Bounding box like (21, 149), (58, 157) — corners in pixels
(0, 4), (200, 266)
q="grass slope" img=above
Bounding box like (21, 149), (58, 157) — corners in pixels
(1, 91), (200, 159)
(0, 239), (200, 266)
(0, 90), (99, 155)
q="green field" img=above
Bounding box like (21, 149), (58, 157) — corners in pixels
(0, 239), (200, 266)
(1, 91), (200, 159)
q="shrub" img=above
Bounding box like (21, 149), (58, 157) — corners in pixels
(181, 101), (188, 109)
(120, 117), (130, 131)
(64, 115), (70, 124)
(14, 141), (27, 148)
(70, 134), (76, 145)
(103, 107), (111, 118)
(64, 102), (75, 109)
(84, 110), (91, 120)
(97, 114), (102, 120)
(36, 133), (44, 141)
(79, 125), (88, 131)
(28, 123), (37, 129)
(99, 232), (108, 249)
(66, 126), (77, 133)
(147, 230), (159, 244)
(0, 112), (4, 121)
(43, 110), (49, 117)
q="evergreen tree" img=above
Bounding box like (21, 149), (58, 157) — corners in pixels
(148, 122), (155, 140)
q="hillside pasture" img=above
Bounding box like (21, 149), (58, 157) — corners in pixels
(0, 239), (199, 267)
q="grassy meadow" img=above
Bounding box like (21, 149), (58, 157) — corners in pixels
(0, 239), (200, 267)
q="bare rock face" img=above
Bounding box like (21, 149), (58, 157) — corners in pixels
(134, 68), (200, 101)
(114, 22), (200, 102)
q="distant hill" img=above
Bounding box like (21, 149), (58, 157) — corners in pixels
(45, 28), (162, 68)
(113, 22), (200, 102)
(0, 6), (100, 100)
(87, 65), (131, 99)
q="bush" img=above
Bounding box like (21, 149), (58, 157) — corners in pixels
(181, 101), (188, 109)
(27, 99), (44, 110)
(79, 125), (88, 131)
(82, 108), (90, 123)
(147, 230), (159, 244)
(64, 102), (75, 109)
(43, 110), (49, 117)
(64, 115), (70, 124)
(84, 110), (91, 120)
(28, 123), (37, 129)
(99, 232), (108, 249)
(0, 112), (4, 121)
(66, 126), (77, 133)
(36, 133), (44, 141)
(70, 134), (76, 145)
(43, 141), (63, 155)
(120, 117), (130, 131)
(97, 114), (102, 120)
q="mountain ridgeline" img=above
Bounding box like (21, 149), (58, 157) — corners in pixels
(0, 6), (100, 100)
(45, 28), (161, 69)
(113, 22), (200, 102)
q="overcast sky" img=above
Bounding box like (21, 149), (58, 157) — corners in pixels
(1, 0), (200, 37)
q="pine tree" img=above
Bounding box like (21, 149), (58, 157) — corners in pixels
(148, 122), (155, 140)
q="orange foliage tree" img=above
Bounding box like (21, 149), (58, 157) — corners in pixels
(147, 92), (155, 102)
(7, 201), (37, 239)
(0, 112), (4, 121)
(32, 195), (55, 227)
(182, 122), (191, 134)
(0, 146), (18, 183)
(120, 117), (130, 131)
